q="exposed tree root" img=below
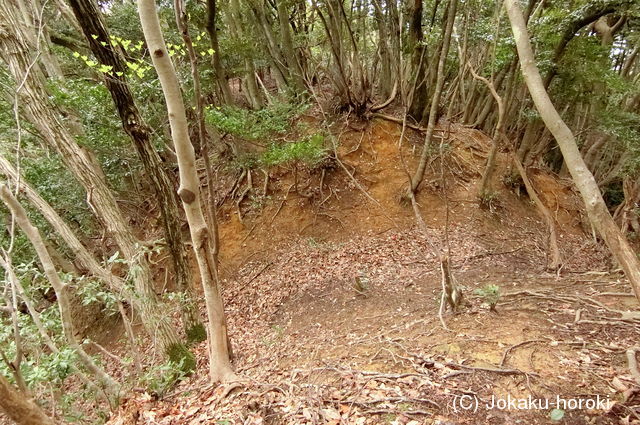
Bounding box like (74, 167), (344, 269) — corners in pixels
(512, 155), (562, 271)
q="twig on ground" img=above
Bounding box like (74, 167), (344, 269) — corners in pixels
(500, 339), (546, 367)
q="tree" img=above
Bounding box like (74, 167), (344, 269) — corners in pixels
(0, 185), (120, 403)
(65, 0), (204, 343)
(205, 0), (235, 105)
(138, 0), (236, 382)
(0, 0), (193, 368)
(504, 0), (640, 301)
(410, 0), (458, 193)
(0, 373), (57, 425)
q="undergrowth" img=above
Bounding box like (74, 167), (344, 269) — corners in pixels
(205, 100), (309, 141)
(260, 134), (328, 167)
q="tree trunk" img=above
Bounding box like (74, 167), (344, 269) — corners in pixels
(250, 0), (289, 90)
(410, 0), (458, 193)
(66, 0), (204, 343)
(0, 253), (103, 399)
(138, 0), (236, 383)
(0, 2), (192, 368)
(0, 185), (121, 403)
(276, 0), (306, 93)
(0, 373), (57, 425)
(372, 0), (393, 98)
(205, 0), (234, 105)
(407, 0), (428, 121)
(467, 63), (504, 198)
(226, 0), (263, 109)
(505, 0), (640, 301)
(512, 158), (562, 270)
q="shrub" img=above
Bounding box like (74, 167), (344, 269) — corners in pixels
(205, 100), (309, 141)
(260, 134), (328, 167)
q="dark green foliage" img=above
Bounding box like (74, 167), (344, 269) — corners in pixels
(137, 343), (197, 396)
(47, 79), (136, 191)
(260, 134), (328, 167)
(186, 323), (207, 344)
(205, 100), (309, 141)
(166, 343), (196, 374)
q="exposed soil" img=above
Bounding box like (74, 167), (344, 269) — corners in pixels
(102, 115), (639, 424)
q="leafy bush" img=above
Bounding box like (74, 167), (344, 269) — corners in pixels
(474, 284), (500, 311)
(260, 134), (328, 167)
(205, 100), (309, 141)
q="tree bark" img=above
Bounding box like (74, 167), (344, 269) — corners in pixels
(0, 185), (120, 403)
(410, 0), (458, 193)
(226, 0), (264, 109)
(205, 0), (234, 105)
(138, 0), (236, 383)
(467, 63), (504, 198)
(0, 373), (57, 425)
(505, 0), (640, 300)
(0, 1), (191, 367)
(276, 0), (306, 93)
(65, 0), (204, 343)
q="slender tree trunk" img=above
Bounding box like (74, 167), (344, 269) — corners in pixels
(250, 0), (289, 89)
(407, 0), (428, 120)
(0, 373), (57, 425)
(467, 63), (504, 198)
(15, 0), (62, 79)
(205, 0), (234, 105)
(0, 185), (121, 403)
(372, 0), (392, 98)
(512, 158), (562, 269)
(66, 0), (204, 343)
(138, 0), (236, 383)
(276, 0), (306, 93)
(505, 0), (640, 300)
(0, 254), (103, 398)
(0, 2), (192, 368)
(226, 0), (263, 108)
(410, 0), (458, 193)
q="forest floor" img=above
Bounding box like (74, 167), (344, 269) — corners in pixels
(104, 115), (640, 425)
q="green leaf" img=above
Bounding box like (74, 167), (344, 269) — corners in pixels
(550, 409), (565, 421)
(72, 51), (80, 58)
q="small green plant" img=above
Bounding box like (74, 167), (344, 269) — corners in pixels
(474, 284), (500, 311)
(261, 325), (284, 347)
(205, 100), (309, 141)
(479, 190), (499, 211)
(139, 354), (192, 396)
(260, 134), (328, 167)
(502, 172), (523, 190)
(76, 277), (118, 314)
(549, 408), (565, 421)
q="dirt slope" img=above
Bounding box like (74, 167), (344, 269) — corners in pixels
(109, 117), (640, 425)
